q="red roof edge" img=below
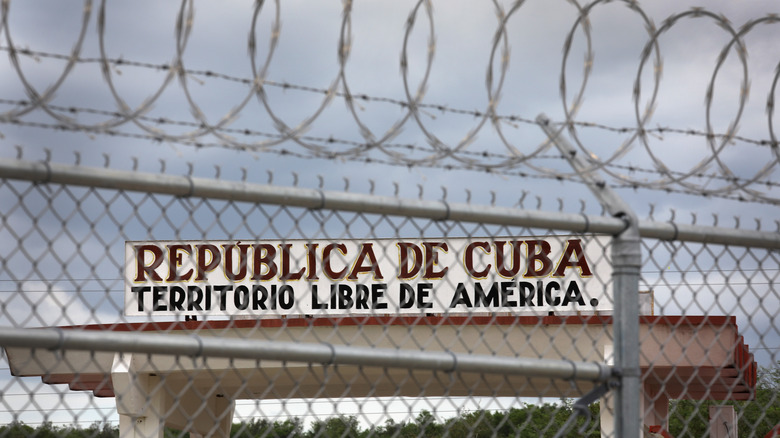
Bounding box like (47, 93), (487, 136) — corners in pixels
(59, 314), (737, 332)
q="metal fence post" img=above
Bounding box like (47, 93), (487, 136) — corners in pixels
(538, 115), (641, 438)
(611, 215), (642, 437)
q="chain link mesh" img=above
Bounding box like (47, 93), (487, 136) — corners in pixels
(0, 164), (777, 437)
(1, 1), (779, 437)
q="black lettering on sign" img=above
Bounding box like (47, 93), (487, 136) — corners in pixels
(234, 285), (249, 310)
(399, 283), (415, 309)
(449, 281), (595, 309)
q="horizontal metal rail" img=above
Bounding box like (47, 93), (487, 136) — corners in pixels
(0, 326), (613, 382)
(1, 157), (779, 249)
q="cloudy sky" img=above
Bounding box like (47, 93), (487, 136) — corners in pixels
(2, 0), (780, 212)
(1, 0), (780, 428)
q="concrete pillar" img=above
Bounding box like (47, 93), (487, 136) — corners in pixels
(600, 388), (616, 438)
(642, 384), (669, 432)
(112, 353), (165, 438)
(709, 405), (736, 438)
(119, 409), (164, 438)
(111, 352), (235, 438)
(165, 390), (235, 438)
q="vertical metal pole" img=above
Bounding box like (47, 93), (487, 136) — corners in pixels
(611, 218), (641, 438)
(537, 115), (641, 438)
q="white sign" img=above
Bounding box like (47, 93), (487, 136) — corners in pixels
(124, 236), (612, 317)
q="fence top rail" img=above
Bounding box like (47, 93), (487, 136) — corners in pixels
(1, 157), (779, 249)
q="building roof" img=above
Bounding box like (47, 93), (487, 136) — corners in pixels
(4, 315), (756, 401)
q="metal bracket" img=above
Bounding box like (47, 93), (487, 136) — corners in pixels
(536, 113), (638, 228)
(539, 113), (642, 438)
(553, 379), (618, 438)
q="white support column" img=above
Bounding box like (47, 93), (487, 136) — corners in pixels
(112, 353), (165, 438)
(214, 396), (236, 438)
(166, 390), (235, 438)
(642, 384), (669, 433)
(601, 344), (615, 438)
(709, 406), (736, 438)
(119, 407), (165, 438)
(600, 389), (616, 438)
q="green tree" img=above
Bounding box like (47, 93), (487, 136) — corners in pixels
(414, 410), (443, 438)
(305, 415), (364, 438)
(59, 423), (117, 438)
(232, 417), (272, 437)
(371, 418), (404, 438)
(0, 421), (35, 438)
(29, 421), (59, 438)
(230, 418), (304, 438)
(668, 363), (780, 437)
(272, 419), (304, 438)
(83, 422), (118, 438)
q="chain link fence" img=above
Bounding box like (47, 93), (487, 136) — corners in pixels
(1, 1), (780, 437)
(0, 156), (777, 437)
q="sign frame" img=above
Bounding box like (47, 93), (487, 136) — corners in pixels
(124, 235), (612, 318)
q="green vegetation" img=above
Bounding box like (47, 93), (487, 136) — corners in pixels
(229, 402), (600, 438)
(0, 422), (117, 438)
(668, 363), (780, 438)
(0, 403), (598, 438)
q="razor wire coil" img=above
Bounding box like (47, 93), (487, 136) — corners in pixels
(1, 1), (780, 204)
